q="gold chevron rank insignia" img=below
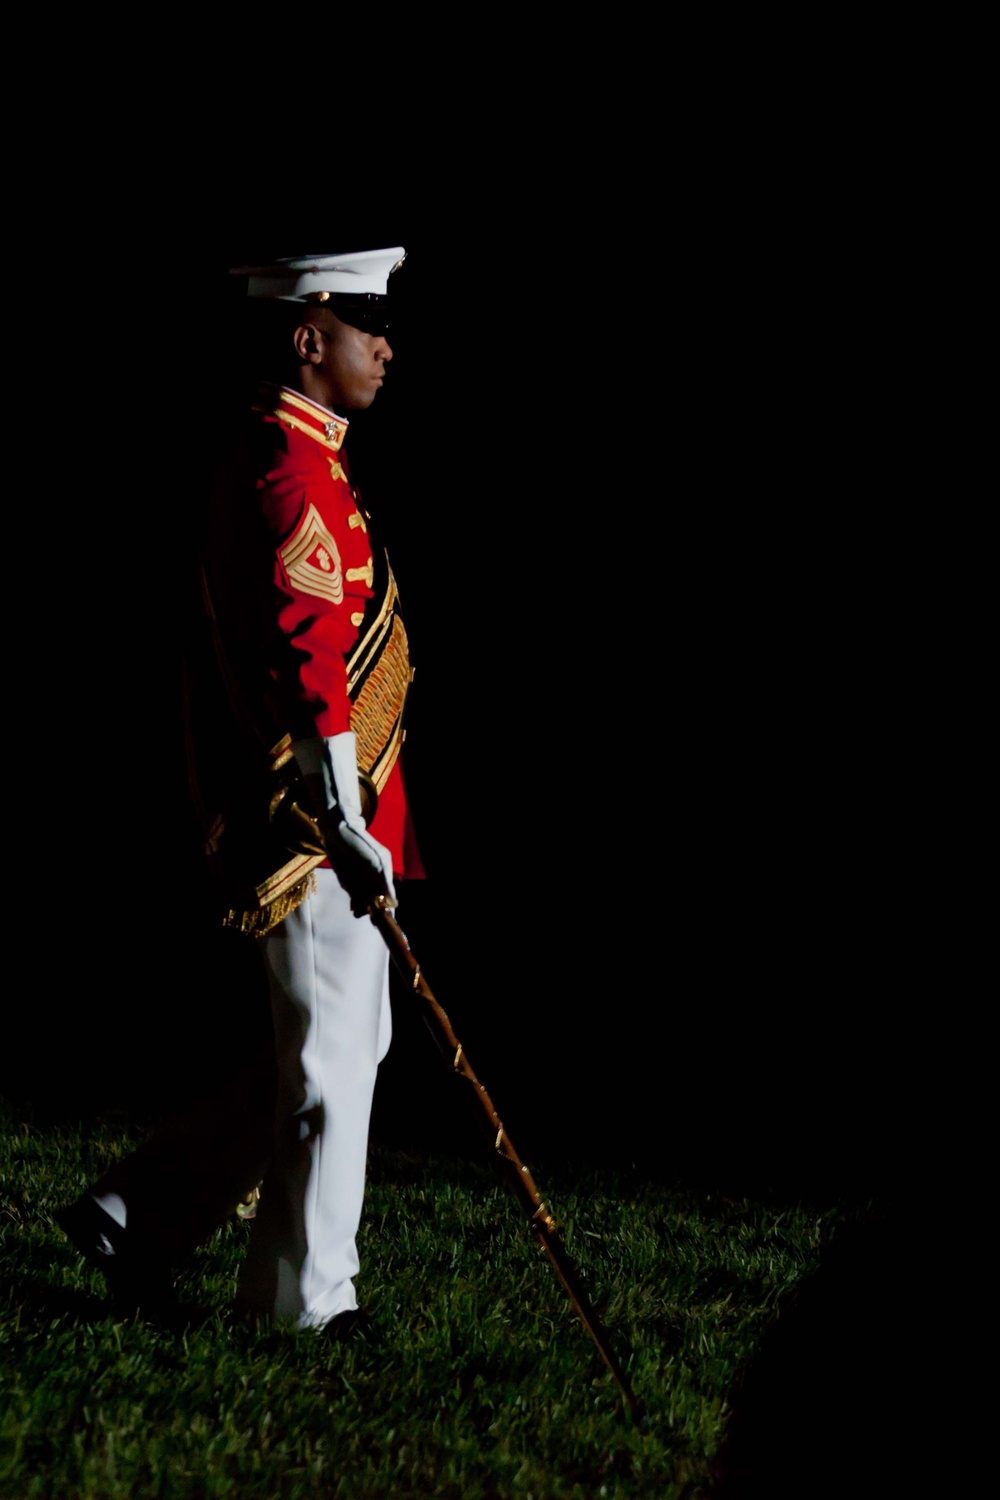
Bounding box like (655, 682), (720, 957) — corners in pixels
(279, 503), (344, 603)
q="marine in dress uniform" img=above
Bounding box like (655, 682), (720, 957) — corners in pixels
(58, 248), (423, 1333)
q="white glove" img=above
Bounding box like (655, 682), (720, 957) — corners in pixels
(292, 731), (396, 916)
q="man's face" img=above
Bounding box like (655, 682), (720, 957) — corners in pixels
(314, 309), (393, 411)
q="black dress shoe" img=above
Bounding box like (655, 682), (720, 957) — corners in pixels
(56, 1195), (178, 1323)
(323, 1308), (371, 1343)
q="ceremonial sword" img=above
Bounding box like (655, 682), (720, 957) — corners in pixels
(280, 798), (644, 1424)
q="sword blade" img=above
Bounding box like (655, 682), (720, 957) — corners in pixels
(369, 894), (645, 1426)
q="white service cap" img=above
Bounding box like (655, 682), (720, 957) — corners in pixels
(233, 247), (407, 301)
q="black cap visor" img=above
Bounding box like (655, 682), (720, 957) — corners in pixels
(307, 292), (392, 337)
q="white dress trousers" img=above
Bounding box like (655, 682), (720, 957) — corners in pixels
(235, 868), (392, 1328)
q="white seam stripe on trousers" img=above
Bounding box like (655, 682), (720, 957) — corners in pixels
(236, 867), (392, 1329)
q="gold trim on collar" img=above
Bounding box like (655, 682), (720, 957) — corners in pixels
(253, 385), (349, 454)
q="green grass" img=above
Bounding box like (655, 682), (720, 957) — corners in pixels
(1, 1098), (904, 1498)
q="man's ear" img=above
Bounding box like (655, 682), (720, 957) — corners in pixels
(291, 321), (324, 365)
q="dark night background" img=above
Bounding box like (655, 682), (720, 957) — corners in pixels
(5, 175), (935, 1215)
(0, 88), (959, 1495)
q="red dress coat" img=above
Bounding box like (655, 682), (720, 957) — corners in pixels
(187, 383), (424, 934)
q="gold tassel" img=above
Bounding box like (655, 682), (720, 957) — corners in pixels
(223, 872), (318, 937)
